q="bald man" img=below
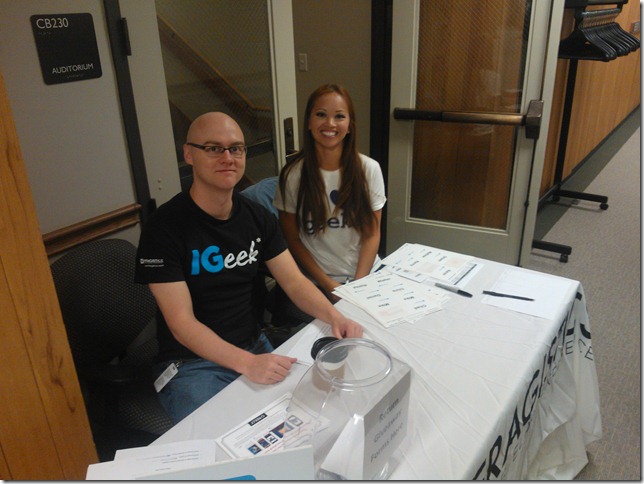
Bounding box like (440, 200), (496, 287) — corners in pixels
(135, 112), (362, 424)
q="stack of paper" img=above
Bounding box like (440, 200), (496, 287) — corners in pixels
(86, 439), (218, 480)
(86, 438), (315, 480)
(381, 243), (477, 285)
(333, 269), (446, 328)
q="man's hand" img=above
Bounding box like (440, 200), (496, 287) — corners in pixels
(329, 314), (363, 339)
(266, 250), (364, 340)
(243, 353), (298, 385)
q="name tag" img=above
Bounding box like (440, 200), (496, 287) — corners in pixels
(154, 362), (179, 392)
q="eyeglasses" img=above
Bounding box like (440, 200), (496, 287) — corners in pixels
(187, 142), (247, 158)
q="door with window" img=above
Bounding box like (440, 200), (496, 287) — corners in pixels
(154, 0), (298, 191)
(387, 0), (563, 265)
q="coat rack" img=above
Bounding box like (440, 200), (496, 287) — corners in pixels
(533, 0), (638, 262)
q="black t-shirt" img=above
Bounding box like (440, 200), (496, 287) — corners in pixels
(135, 191), (287, 360)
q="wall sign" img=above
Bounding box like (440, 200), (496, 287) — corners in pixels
(31, 13), (102, 85)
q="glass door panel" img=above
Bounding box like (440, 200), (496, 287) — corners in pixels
(155, 0), (279, 191)
(410, 0), (530, 229)
(388, 0), (562, 264)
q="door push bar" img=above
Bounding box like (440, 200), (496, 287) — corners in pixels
(393, 99), (544, 140)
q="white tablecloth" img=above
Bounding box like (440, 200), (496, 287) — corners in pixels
(153, 257), (601, 480)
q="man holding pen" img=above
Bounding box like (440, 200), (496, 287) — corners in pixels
(135, 112), (362, 424)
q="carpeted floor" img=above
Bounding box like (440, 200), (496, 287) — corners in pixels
(527, 108), (641, 480)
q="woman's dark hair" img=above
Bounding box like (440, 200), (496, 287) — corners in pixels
(278, 83), (376, 236)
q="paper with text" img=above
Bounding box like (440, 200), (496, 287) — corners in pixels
(382, 243), (477, 285)
(333, 270), (446, 327)
(86, 439), (217, 480)
(216, 393), (292, 459)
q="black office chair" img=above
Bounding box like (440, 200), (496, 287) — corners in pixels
(50, 238), (173, 461)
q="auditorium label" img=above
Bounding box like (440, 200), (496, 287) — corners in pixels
(31, 13), (102, 85)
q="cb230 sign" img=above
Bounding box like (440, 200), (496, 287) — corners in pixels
(31, 13), (102, 85)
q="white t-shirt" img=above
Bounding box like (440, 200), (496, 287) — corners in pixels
(273, 154), (387, 280)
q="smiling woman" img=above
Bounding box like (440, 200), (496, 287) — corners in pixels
(307, 91), (351, 162)
(272, 84), (386, 325)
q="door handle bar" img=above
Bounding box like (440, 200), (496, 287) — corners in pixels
(393, 99), (543, 139)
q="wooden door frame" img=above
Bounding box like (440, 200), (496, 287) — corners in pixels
(0, 67), (97, 479)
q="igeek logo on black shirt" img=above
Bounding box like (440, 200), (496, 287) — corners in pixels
(190, 240), (259, 275)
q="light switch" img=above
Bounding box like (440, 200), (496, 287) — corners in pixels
(298, 53), (308, 72)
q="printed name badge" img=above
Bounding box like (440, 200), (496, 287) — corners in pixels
(154, 363), (179, 393)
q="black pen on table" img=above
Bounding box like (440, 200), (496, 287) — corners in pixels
(482, 290), (534, 301)
(435, 282), (472, 298)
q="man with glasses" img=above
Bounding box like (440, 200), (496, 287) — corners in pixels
(135, 112), (363, 424)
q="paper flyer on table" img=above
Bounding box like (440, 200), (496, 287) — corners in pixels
(381, 243), (478, 285)
(216, 392), (331, 461)
(86, 439), (218, 480)
(482, 267), (576, 319)
(333, 269), (445, 327)
(216, 393), (293, 459)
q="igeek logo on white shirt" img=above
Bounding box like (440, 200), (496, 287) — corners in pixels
(303, 213), (349, 234)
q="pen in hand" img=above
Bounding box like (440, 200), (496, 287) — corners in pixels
(435, 282), (473, 298)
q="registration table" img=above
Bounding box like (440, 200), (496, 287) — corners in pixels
(152, 252), (602, 480)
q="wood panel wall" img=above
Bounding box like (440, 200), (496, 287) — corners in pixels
(540, 1), (641, 196)
(0, 68), (97, 479)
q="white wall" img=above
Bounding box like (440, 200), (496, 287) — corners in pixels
(0, 0), (133, 233)
(0, 0), (179, 240)
(0, 0), (373, 242)
(121, 0), (181, 204)
(292, 0), (372, 155)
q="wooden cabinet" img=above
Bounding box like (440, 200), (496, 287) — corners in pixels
(0, 68), (97, 479)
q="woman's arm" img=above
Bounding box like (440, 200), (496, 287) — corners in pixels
(354, 209), (382, 280)
(278, 210), (341, 295)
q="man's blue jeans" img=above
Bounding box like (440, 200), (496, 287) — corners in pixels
(155, 332), (274, 425)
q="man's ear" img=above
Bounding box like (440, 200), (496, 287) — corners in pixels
(183, 144), (193, 166)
